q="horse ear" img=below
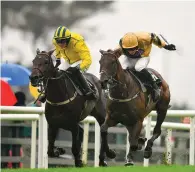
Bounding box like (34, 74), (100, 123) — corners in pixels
(99, 49), (106, 55)
(36, 48), (40, 54)
(48, 49), (55, 56)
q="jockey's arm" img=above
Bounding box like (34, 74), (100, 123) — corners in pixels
(151, 33), (166, 48)
(75, 40), (92, 71)
(151, 33), (176, 51)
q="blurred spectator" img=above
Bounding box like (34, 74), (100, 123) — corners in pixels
(28, 100), (42, 107)
(9, 92), (28, 168)
(14, 92), (26, 106)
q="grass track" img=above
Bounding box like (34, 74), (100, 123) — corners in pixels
(2, 166), (195, 172)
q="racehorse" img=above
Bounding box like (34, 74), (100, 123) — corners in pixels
(99, 49), (170, 166)
(29, 49), (116, 167)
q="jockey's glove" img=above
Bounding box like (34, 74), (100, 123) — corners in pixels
(55, 59), (61, 68)
(164, 44), (176, 51)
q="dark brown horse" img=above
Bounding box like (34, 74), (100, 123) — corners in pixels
(99, 49), (170, 166)
(29, 49), (116, 167)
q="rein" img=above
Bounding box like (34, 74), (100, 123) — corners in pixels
(45, 71), (77, 106)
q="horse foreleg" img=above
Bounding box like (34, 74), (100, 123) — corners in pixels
(125, 120), (143, 166)
(101, 113), (118, 132)
(144, 108), (168, 159)
(98, 131), (116, 166)
(71, 125), (83, 167)
(47, 126), (59, 157)
(99, 113), (118, 166)
(92, 110), (116, 166)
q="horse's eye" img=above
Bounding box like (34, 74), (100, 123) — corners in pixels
(45, 61), (49, 64)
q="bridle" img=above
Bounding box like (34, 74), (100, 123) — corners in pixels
(31, 52), (58, 103)
(100, 52), (126, 89)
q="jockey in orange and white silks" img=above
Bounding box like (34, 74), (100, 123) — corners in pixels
(113, 32), (176, 101)
(114, 32), (176, 71)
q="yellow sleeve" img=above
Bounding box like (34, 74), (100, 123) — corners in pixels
(151, 33), (166, 48)
(55, 48), (61, 59)
(74, 40), (92, 71)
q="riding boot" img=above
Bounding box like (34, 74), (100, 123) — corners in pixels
(141, 69), (160, 102)
(71, 69), (96, 100)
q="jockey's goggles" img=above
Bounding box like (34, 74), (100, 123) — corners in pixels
(123, 46), (138, 51)
(55, 38), (68, 44)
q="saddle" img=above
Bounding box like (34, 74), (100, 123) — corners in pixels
(66, 73), (96, 96)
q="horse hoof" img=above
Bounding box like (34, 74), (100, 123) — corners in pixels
(144, 148), (152, 159)
(75, 160), (83, 167)
(56, 147), (66, 155)
(137, 144), (143, 150)
(54, 150), (60, 157)
(125, 160), (134, 166)
(48, 150), (60, 157)
(106, 149), (116, 159)
(99, 160), (108, 167)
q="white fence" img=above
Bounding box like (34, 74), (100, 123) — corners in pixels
(1, 106), (47, 169)
(1, 106), (195, 168)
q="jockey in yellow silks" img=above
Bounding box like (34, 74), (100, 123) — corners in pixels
(39, 26), (96, 103)
(113, 32), (176, 101)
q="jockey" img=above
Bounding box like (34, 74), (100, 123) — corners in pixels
(113, 32), (176, 101)
(39, 26), (96, 103)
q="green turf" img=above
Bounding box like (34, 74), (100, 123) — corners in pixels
(2, 166), (195, 172)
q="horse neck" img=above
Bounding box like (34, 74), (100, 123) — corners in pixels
(45, 73), (75, 102)
(110, 62), (138, 99)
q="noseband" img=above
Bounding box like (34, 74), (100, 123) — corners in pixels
(100, 52), (126, 88)
(32, 53), (55, 103)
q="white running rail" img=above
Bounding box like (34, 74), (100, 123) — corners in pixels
(81, 110), (195, 167)
(0, 106), (47, 169)
(1, 106), (195, 168)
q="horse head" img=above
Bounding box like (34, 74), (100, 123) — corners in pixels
(29, 49), (55, 87)
(99, 49), (121, 89)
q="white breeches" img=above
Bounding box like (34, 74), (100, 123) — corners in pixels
(58, 58), (71, 71)
(123, 56), (150, 72)
(57, 58), (87, 72)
